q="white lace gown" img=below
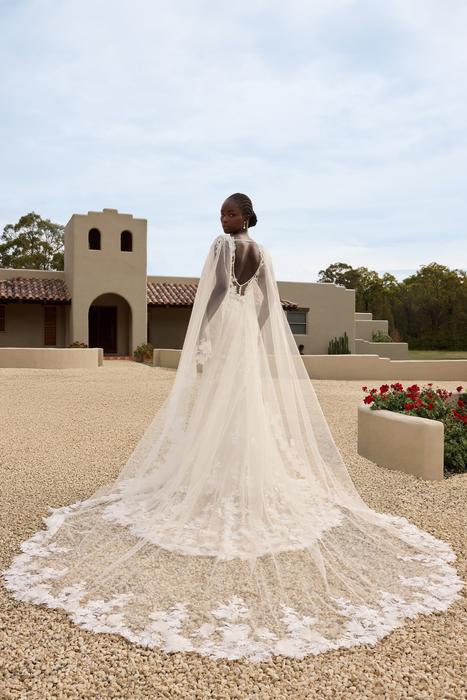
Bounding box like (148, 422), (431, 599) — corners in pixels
(2, 234), (463, 662)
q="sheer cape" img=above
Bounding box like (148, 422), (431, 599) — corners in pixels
(2, 233), (463, 662)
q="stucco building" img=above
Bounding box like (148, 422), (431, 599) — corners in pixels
(0, 208), (399, 357)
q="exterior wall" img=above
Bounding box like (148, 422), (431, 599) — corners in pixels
(0, 347), (103, 368)
(355, 339), (408, 360)
(148, 307), (192, 349)
(150, 275), (356, 355)
(276, 281), (355, 354)
(302, 354), (467, 380)
(64, 209), (147, 353)
(153, 348), (181, 369)
(0, 303), (67, 348)
(355, 317), (389, 341)
(153, 348), (467, 381)
(0, 269), (66, 281)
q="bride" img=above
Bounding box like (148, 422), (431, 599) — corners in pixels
(2, 193), (462, 662)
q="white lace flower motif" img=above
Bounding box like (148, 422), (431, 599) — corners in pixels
(212, 596), (249, 622)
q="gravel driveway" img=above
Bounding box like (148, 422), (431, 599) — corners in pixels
(0, 362), (465, 699)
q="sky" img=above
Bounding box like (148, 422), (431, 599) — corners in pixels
(0, 0), (466, 282)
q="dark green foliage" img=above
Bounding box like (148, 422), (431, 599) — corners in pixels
(0, 212), (64, 270)
(319, 261), (467, 351)
(134, 343), (154, 362)
(444, 416), (467, 474)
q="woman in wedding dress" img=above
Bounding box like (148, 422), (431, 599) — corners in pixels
(2, 193), (463, 662)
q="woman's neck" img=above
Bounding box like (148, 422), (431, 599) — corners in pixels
(230, 233), (252, 241)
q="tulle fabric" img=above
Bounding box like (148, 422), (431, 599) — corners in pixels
(2, 233), (463, 662)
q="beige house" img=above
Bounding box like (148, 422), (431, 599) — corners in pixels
(0, 208), (401, 357)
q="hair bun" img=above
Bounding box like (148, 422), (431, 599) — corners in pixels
(248, 211), (258, 228)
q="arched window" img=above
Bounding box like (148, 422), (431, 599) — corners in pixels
(121, 230), (133, 252)
(88, 228), (101, 250)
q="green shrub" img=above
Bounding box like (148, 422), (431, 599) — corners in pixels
(68, 341), (88, 348)
(371, 330), (392, 343)
(444, 415), (467, 473)
(134, 343), (154, 362)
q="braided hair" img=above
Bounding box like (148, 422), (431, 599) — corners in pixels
(227, 193), (258, 228)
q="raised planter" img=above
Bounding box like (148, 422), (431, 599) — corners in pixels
(357, 404), (444, 481)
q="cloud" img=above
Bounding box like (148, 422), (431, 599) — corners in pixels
(0, 0), (466, 280)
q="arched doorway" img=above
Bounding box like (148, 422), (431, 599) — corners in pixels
(88, 293), (132, 355)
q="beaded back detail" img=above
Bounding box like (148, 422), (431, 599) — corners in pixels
(226, 236), (264, 296)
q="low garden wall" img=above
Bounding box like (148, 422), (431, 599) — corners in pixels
(153, 348), (181, 369)
(354, 339), (408, 360)
(153, 349), (467, 381)
(303, 354), (467, 380)
(357, 404), (444, 481)
(0, 347), (103, 369)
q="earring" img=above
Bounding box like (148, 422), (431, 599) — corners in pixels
(243, 220), (248, 230)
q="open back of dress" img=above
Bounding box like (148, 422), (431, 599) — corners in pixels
(2, 234), (462, 662)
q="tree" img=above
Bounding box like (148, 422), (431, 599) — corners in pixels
(317, 262), (361, 290)
(0, 212), (64, 270)
(393, 263), (467, 350)
(318, 260), (467, 350)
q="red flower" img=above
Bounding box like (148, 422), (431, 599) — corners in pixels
(391, 382), (404, 392)
(404, 403), (414, 411)
(407, 384), (420, 394)
(361, 386), (368, 392)
(458, 399), (465, 408)
(370, 388), (378, 394)
(456, 385), (463, 393)
(380, 384), (390, 394)
(364, 395), (375, 404)
(427, 403), (434, 410)
(453, 410), (467, 423)
(427, 383), (433, 386)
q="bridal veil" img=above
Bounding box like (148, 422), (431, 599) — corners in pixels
(2, 233), (462, 661)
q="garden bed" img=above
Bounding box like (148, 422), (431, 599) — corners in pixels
(358, 382), (466, 479)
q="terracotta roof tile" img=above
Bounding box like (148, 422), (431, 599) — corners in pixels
(0, 277), (71, 303)
(147, 281), (198, 307)
(0, 276), (299, 310)
(146, 281), (298, 310)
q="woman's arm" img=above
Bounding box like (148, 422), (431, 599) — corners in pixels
(199, 241), (230, 338)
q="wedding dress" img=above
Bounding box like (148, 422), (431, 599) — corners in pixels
(2, 233), (463, 662)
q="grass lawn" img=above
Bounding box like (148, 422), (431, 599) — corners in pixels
(408, 350), (467, 360)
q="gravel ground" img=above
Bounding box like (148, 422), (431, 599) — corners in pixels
(0, 361), (465, 700)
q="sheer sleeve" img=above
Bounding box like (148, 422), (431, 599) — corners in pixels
(201, 237), (231, 330)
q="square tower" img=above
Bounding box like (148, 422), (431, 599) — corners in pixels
(64, 208), (148, 354)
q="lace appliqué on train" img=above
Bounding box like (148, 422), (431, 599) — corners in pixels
(2, 499), (462, 662)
